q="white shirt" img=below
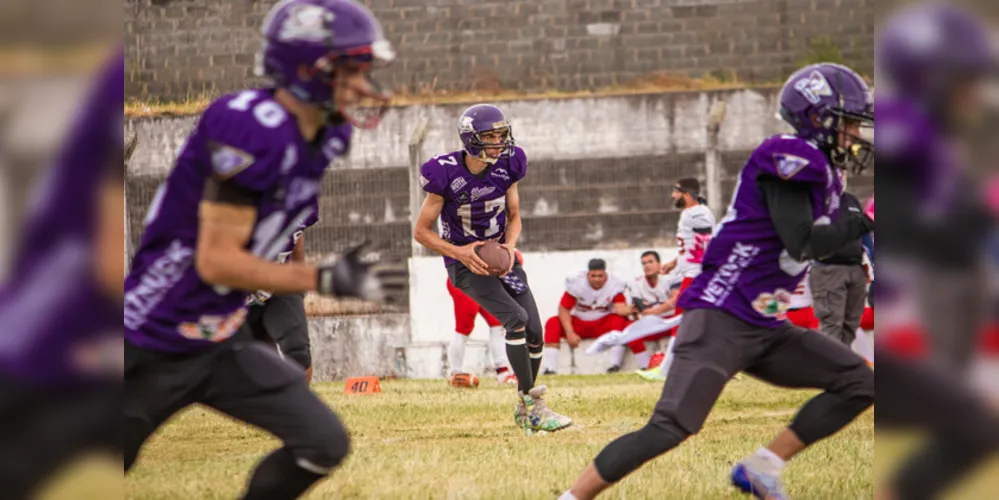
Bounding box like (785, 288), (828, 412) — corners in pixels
(564, 272), (626, 322)
(676, 204), (716, 279)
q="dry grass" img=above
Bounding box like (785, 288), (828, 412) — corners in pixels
(124, 73), (775, 119)
(113, 374), (875, 499)
(0, 42), (115, 78)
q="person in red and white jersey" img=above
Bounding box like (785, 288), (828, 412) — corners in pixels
(660, 178), (716, 330)
(541, 259), (635, 374)
(786, 268), (820, 330)
(623, 251), (683, 368)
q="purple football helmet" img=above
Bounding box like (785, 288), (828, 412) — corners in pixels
(779, 63), (874, 173)
(877, 3), (996, 108)
(458, 104), (515, 164)
(255, 0), (395, 128)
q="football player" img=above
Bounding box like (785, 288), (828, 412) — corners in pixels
(628, 251), (684, 381)
(446, 254), (519, 386)
(414, 103), (572, 434)
(561, 62), (875, 500)
(540, 259), (636, 374)
(874, 4), (999, 499)
(0, 46), (122, 498)
(123, 2), (403, 498)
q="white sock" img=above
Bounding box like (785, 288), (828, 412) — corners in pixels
(754, 447), (786, 471)
(449, 332), (467, 375)
(542, 347), (560, 373)
(659, 337), (677, 375)
(608, 344), (626, 367)
(558, 491), (579, 500)
(635, 350), (651, 369)
(851, 328), (874, 363)
(488, 326), (509, 370)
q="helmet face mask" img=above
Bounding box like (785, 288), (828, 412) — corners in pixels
(256, 0), (395, 128)
(779, 63), (874, 174)
(458, 104), (516, 164)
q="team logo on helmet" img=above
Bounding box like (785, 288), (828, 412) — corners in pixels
(793, 70), (834, 105)
(279, 4), (333, 42)
(458, 115), (475, 134)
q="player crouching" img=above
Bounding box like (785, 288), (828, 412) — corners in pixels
(414, 104), (572, 434)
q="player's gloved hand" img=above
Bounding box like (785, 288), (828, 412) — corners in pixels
(456, 241), (490, 276)
(317, 242), (407, 302)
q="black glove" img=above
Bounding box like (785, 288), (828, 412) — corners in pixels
(632, 297), (648, 313)
(317, 242), (407, 302)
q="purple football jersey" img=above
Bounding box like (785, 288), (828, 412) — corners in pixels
(679, 135), (844, 328)
(124, 89), (351, 353)
(0, 48), (123, 385)
(420, 147), (527, 266)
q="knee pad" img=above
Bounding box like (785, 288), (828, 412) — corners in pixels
(527, 343), (544, 360)
(505, 328), (527, 346)
(502, 306), (529, 333)
(294, 422), (351, 472)
(594, 421), (691, 483)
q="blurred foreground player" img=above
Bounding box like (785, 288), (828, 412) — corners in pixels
(123, 2), (404, 499)
(561, 62), (875, 500)
(875, 4), (999, 499)
(414, 103), (572, 434)
(446, 248), (521, 386)
(0, 47), (122, 498)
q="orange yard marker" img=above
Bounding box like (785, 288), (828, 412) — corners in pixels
(344, 376), (381, 395)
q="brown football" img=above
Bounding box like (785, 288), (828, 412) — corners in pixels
(476, 241), (511, 276)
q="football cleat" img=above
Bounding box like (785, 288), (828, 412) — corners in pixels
(520, 385), (573, 434)
(731, 462), (790, 500)
(636, 367), (666, 382)
(497, 370), (518, 386)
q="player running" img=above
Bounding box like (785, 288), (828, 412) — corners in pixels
(414, 103), (573, 434)
(561, 62), (875, 500)
(124, 2), (403, 498)
(0, 46), (122, 498)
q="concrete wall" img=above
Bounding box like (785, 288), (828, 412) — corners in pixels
(125, 88), (875, 381)
(124, 0), (875, 100)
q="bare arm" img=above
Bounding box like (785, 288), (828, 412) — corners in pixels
(642, 301), (673, 317)
(291, 232), (306, 263)
(413, 193), (462, 259)
(195, 201), (318, 294)
(614, 302), (634, 316)
(504, 182), (523, 248)
(558, 305), (575, 336)
(96, 173), (124, 300)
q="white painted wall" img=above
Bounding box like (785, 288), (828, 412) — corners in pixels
(403, 246), (681, 378)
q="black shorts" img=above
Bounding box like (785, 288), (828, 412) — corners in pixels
(0, 377), (118, 497)
(447, 261), (543, 345)
(245, 293), (311, 369)
(124, 332), (344, 471)
(653, 308), (869, 434)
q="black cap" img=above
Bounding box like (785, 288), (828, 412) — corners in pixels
(675, 178), (700, 195)
(588, 258), (606, 271)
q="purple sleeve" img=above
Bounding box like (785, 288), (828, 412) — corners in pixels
(510, 147), (528, 183)
(420, 159), (448, 196)
(758, 136), (830, 185)
(198, 96), (287, 192)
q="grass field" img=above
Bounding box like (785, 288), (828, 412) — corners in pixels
(118, 374), (874, 499)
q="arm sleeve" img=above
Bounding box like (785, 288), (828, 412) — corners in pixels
(560, 292), (577, 309)
(757, 175), (874, 261)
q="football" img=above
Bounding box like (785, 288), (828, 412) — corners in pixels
(449, 373), (479, 388)
(476, 241), (511, 276)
